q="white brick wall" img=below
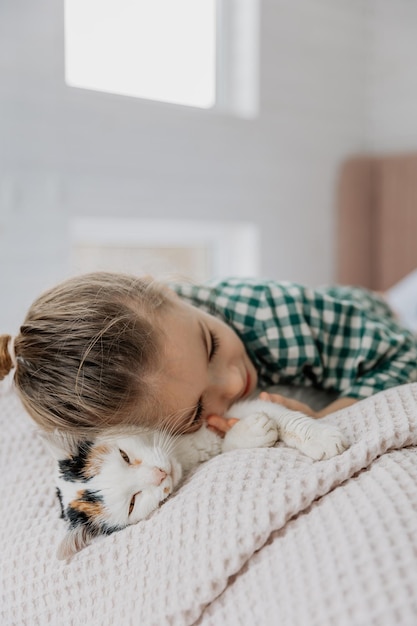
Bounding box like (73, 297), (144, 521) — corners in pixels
(368, 0), (417, 151)
(1, 0), (414, 332)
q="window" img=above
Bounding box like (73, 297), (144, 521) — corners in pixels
(64, 0), (259, 117)
(70, 218), (260, 282)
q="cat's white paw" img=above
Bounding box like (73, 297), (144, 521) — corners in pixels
(175, 425), (222, 472)
(297, 422), (348, 460)
(222, 413), (279, 453)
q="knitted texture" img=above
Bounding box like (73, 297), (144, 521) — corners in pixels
(1, 379), (417, 626)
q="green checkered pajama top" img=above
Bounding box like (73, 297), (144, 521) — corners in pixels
(173, 278), (417, 400)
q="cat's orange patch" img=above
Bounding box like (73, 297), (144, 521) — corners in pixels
(71, 490), (104, 518)
(131, 458), (142, 466)
(83, 444), (111, 478)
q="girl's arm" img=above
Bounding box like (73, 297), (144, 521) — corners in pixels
(258, 392), (358, 418)
(315, 396), (358, 417)
(206, 393), (359, 435)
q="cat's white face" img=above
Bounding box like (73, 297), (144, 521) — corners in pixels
(55, 431), (182, 555)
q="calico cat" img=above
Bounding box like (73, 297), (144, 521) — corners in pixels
(45, 398), (348, 560)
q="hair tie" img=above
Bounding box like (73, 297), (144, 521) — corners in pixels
(7, 336), (17, 368)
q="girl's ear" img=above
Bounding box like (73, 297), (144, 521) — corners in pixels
(57, 525), (95, 562)
(38, 429), (82, 460)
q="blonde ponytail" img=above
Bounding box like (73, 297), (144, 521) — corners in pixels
(0, 334), (15, 380)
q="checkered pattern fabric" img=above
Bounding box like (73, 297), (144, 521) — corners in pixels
(173, 278), (417, 399)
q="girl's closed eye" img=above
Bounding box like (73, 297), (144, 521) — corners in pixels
(209, 331), (220, 361)
(181, 398), (205, 433)
(191, 399), (204, 426)
(182, 328), (219, 433)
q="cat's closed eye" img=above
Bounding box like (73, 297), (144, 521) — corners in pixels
(119, 449), (130, 464)
(129, 492), (141, 515)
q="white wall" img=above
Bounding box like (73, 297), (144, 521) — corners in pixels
(368, 0), (417, 152)
(0, 0), (379, 332)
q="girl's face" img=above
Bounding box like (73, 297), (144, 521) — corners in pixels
(157, 296), (258, 433)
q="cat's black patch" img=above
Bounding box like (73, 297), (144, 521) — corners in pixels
(58, 440), (94, 482)
(65, 489), (123, 536)
(100, 523), (123, 536)
(81, 488), (103, 504)
(66, 505), (88, 528)
(65, 489), (104, 528)
(56, 487), (65, 519)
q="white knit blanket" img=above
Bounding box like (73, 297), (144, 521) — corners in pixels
(1, 381), (417, 626)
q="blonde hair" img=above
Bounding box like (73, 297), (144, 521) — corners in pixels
(0, 272), (172, 435)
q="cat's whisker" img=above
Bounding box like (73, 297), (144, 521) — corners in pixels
(156, 419), (177, 444)
(154, 412), (186, 450)
(152, 426), (179, 460)
(153, 429), (170, 455)
(160, 429), (183, 458)
(166, 405), (199, 437)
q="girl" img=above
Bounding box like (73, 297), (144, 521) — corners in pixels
(1, 272), (416, 436)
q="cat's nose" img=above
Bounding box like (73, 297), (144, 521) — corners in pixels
(152, 467), (167, 485)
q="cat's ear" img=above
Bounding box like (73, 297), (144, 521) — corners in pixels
(57, 525), (95, 561)
(38, 430), (83, 460)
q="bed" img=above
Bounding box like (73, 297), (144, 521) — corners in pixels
(2, 153), (417, 626)
(337, 152), (417, 291)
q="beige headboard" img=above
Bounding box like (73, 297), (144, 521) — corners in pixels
(337, 153), (417, 291)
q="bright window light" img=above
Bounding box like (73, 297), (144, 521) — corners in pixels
(64, 0), (216, 109)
